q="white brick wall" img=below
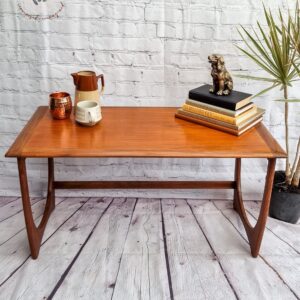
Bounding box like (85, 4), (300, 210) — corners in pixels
(0, 0), (299, 199)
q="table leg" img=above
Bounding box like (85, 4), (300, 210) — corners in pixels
(234, 158), (276, 257)
(17, 157), (55, 259)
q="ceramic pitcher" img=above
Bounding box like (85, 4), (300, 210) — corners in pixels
(71, 71), (105, 109)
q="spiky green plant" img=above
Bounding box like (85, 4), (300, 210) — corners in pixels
(290, 1), (300, 57)
(237, 4), (300, 187)
(287, 1), (300, 187)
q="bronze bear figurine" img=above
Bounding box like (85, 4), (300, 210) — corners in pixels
(208, 54), (233, 96)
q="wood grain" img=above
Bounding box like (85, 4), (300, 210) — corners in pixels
(0, 197), (299, 299)
(0, 197), (41, 223)
(0, 199), (45, 246)
(188, 200), (297, 299)
(0, 197), (84, 285)
(0, 198), (112, 299)
(5, 107), (286, 158)
(53, 198), (136, 300)
(214, 200), (299, 298)
(0, 197), (19, 208)
(54, 180), (236, 189)
(112, 199), (170, 300)
(162, 199), (236, 300)
(233, 158), (276, 257)
(244, 201), (300, 253)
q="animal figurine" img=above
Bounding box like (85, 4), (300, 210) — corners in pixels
(208, 54), (233, 96)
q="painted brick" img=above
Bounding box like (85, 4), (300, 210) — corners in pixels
(119, 23), (137, 37)
(184, 9), (217, 24)
(0, 0), (299, 199)
(102, 5), (144, 21)
(193, 26), (215, 40)
(64, 4), (105, 19)
(136, 24), (157, 38)
(142, 70), (165, 83)
(115, 82), (134, 96)
(178, 69), (210, 83)
(221, 10), (256, 25)
(157, 24), (177, 38)
(93, 37), (163, 52)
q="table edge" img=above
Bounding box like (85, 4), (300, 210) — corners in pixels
(5, 107), (47, 158)
(5, 106), (287, 159)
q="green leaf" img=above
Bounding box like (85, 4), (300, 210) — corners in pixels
(274, 99), (300, 102)
(236, 3), (298, 93)
(251, 83), (281, 99)
(234, 74), (277, 82)
(236, 45), (280, 78)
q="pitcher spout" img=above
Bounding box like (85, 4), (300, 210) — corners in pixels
(71, 73), (79, 86)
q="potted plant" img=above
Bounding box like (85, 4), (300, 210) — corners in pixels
(237, 3), (300, 223)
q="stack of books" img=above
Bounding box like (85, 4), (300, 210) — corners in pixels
(175, 84), (265, 136)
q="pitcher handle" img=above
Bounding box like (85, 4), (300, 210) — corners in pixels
(97, 74), (105, 95)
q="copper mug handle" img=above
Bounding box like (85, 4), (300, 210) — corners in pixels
(97, 74), (105, 95)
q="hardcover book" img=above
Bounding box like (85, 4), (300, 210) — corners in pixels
(177, 108), (264, 130)
(189, 84), (252, 110)
(186, 99), (254, 117)
(175, 112), (263, 136)
(182, 104), (258, 125)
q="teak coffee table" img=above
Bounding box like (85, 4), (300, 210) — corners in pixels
(6, 106), (286, 259)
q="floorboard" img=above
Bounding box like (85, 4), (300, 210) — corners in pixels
(0, 197), (111, 299)
(53, 198), (136, 300)
(0, 199), (46, 246)
(245, 201), (300, 253)
(214, 200), (300, 298)
(162, 199), (236, 300)
(0, 197), (299, 300)
(0, 197), (19, 208)
(112, 198), (170, 300)
(0, 197), (41, 223)
(188, 200), (298, 300)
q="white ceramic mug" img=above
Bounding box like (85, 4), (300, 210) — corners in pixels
(75, 101), (102, 126)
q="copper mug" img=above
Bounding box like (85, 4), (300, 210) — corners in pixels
(49, 92), (72, 120)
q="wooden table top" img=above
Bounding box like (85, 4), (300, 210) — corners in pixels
(6, 106), (286, 158)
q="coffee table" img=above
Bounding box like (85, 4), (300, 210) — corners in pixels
(5, 106), (286, 259)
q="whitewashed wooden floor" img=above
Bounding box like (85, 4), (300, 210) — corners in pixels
(0, 197), (299, 300)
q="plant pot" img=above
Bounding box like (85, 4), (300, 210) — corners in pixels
(269, 171), (300, 224)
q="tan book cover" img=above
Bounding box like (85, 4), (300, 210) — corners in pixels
(186, 99), (254, 117)
(177, 108), (265, 130)
(175, 112), (263, 136)
(182, 104), (257, 125)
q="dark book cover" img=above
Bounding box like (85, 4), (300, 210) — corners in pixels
(189, 84), (252, 110)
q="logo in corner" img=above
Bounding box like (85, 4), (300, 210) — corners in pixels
(18, 0), (64, 20)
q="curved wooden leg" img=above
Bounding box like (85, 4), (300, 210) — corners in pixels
(234, 158), (276, 257)
(17, 158), (55, 259)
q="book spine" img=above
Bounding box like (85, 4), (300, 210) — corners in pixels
(182, 104), (237, 125)
(188, 91), (236, 110)
(186, 99), (237, 117)
(179, 109), (237, 129)
(175, 112), (239, 136)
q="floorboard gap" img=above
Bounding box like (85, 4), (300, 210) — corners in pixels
(110, 198), (138, 300)
(160, 199), (174, 300)
(0, 197), (20, 208)
(48, 198), (114, 299)
(187, 200), (239, 300)
(0, 198), (65, 247)
(0, 197), (89, 288)
(212, 201), (299, 299)
(245, 208), (300, 255)
(0, 198), (43, 224)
